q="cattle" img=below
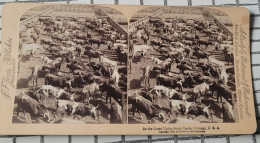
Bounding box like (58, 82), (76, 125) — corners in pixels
(220, 66), (229, 85)
(129, 95), (165, 123)
(16, 93), (50, 123)
(193, 50), (209, 63)
(156, 74), (183, 92)
(176, 63), (193, 74)
(210, 81), (233, 105)
(20, 43), (43, 57)
(111, 68), (120, 85)
(41, 56), (53, 64)
(99, 81), (124, 105)
(192, 82), (209, 103)
(151, 57), (163, 65)
(84, 49), (102, 62)
(110, 102), (123, 124)
(89, 38), (106, 48)
(45, 74), (72, 91)
(132, 45), (153, 59)
(56, 100), (79, 115)
(222, 100), (235, 123)
(82, 82), (100, 104)
(100, 56), (117, 66)
(74, 103), (99, 119)
(66, 62), (83, 72)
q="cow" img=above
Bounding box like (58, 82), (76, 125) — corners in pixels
(99, 56), (117, 66)
(89, 38), (106, 48)
(134, 90), (161, 108)
(192, 81), (209, 103)
(56, 100), (80, 115)
(210, 81), (233, 105)
(151, 57), (163, 65)
(66, 62), (83, 73)
(132, 45), (153, 60)
(74, 103), (99, 119)
(193, 50), (209, 63)
(156, 74), (183, 92)
(111, 68), (120, 85)
(222, 100), (235, 123)
(20, 43), (43, 57)
(84, 49), (102, 62)
(220, 66), (229, 85)
(45, 74), (72, 91)
(16, 93), (50, 123)
(129, 95), (165, 123)
(176, 63), (193, 74)
(82, 82), (100, 104)
(41, 56), (53, 64)
(99, 81), (124, 105)
(110, 102), (123, 124)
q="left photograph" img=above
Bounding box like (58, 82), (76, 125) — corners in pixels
(13, 5), (128, 124)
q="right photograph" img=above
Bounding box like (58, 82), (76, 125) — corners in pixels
(127, 7), (237, 124)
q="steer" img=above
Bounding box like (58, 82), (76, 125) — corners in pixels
(20, 43), (43, 57)
(222, 100), (235, 123)
(89, 38), (106, 48)
(129, 95), (165, 123)
(16, 93), (50, 123)
(192, 81), (209, 103)
(156, 74), (183, 92)
(82, 82), (100, 104)
(210, 81), (233, 105)
(45, 74), (72, 91)
(193, 50), (209, 63)
(99, 81), (124, 105)
(110, 102), (123, 124)
(84, 49), (102, 62)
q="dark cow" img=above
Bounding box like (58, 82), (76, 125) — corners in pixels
(210, 81), (233, 105)
(84, 49), (102, 62)
(110, 102), (123, 124)
(99, 81), (125, 105)
(66, 62), (83, 73)
(129, 95), (165, 123)
(193, 50), (209, 63)
(16, 93), (50, 123)
(222, 101), (235, 123)
(89, 38), (106, 48)
(45, 74), (72, 91)
(176, 63), (193, 74)
(156, 74), (183, 92)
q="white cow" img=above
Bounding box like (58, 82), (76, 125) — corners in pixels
(151, 57), (163, 65)
(100, 56), (117, 66)
(220, 66), (229, 85)
(21, 43), (43, 57)
(132, 45), (153, 58)
(111, 68), (120, 85)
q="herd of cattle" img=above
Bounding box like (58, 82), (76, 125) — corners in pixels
(13, 9), (236, 124)
(14, 14), (128, 124)
(127, 16), (236, 124)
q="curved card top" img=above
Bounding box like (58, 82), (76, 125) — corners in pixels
(0, 3), (255, 135)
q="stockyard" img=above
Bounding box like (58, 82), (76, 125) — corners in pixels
(13, 5), (128, 124)
(128, 7), (237, 124)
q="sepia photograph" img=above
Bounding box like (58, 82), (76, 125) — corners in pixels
(128, 6), (237, 124)
(13, 5), (128, 124)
